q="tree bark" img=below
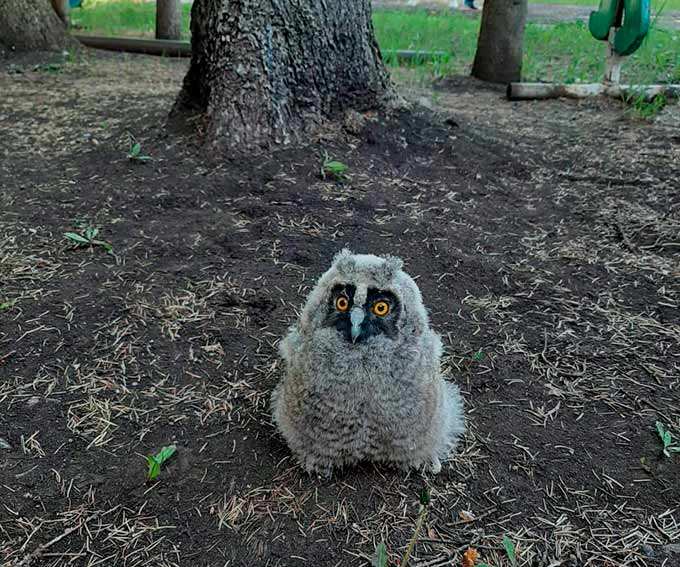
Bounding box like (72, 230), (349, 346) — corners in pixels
(156, 0), (182, 40)
(0, 0), (72, 52)
(51, 0), (69, 25)
(174, 0), (393, 150)
(471, 0), (528, 84)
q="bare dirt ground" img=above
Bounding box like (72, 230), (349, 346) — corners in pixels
(1, 51), (679, 567)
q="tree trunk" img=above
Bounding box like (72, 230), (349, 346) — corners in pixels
(471, 0), (528, 84)
(0, 0), (72, 51)
(51, 0), (69, 25)
(174, 0), (393, 150)
(156, 0), (182, 40)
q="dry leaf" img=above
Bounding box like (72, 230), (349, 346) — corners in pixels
(462, 547), (479, 567)
(459, 510), (476, 523)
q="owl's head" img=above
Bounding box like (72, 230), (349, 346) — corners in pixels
(299, 249), (429, 344)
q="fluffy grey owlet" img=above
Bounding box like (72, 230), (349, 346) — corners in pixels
(271, 249), (465, 474)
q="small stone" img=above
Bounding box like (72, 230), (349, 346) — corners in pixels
(0, 437), (12, 450)
(417, 96), (434, 110)
(26, 396), (40, 408)
(641, 544), (655, 558)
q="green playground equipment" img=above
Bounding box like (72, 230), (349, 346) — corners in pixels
(588, 0), (651, 55)
(507, 0), (679, 100)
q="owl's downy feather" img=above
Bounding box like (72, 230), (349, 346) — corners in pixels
(272, 249), (465, 474)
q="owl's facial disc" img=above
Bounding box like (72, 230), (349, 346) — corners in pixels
(325, 284), (400, 344)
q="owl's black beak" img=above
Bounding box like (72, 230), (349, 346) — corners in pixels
(350, 308), (365, 343)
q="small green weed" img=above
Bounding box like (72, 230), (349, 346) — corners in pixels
(656, 421), (680, 457)
(64, 227), (113, 254)
(461, 349), (486, 374)
(127, 140), (152, 163)
(0, 299), (17, 312)
(321, 153), (349, 182)
(373, 542), (388, 567)
(465, 535), (517, 567)
(624, 92), (667, 119)
(503, 535), (517, 565)
(33, 62), (64, 73)
(146, 445), (177, 481)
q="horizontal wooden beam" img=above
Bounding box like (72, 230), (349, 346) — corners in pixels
(508, 81), (680, 101)
(74, 35), (448, 62)
(74, 35), (190, 56)
(384, 49), (449, 61)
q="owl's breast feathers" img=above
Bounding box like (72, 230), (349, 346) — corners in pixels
(273, 325), (447, 469)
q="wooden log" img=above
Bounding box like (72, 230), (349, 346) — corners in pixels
(74, 35), (448, 63)
(156, 0), (181, 40)
(74, 35), (190, 56)
(507, 82), (680, 101)
(382, 49), (448, 62)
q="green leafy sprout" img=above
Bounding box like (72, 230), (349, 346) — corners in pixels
(474, 535), (516, 567)
(320, 152), (349, 182)
(373, 542), (388, 567)
(64, 227), (113, 254)
(146, 445), (177, 481)
(0, 299), (17, 312)
(33, 62), (64, 74)
(472, 350), (485, 362)
(656, 421), (680, 458)
(127, 140), (152, 162)
(624, 91), (667, 120)
(503, 535), (517, 565)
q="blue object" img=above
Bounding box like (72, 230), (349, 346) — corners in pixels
(69, 0), (82, 7)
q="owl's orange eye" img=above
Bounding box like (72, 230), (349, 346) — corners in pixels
(372, 301), (390, 317)
(335, 296), (350, 312)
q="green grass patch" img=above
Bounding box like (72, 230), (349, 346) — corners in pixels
(530, 0), (680, 9)
(71, 1), (192, 37)
(374, 10), (679, 84)
(72, 2), (679, 85)
(523, 20), (679, 84)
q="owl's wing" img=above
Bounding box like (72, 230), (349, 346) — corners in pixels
(278, 325), (302, 365)
(422, 329), (443, 375)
